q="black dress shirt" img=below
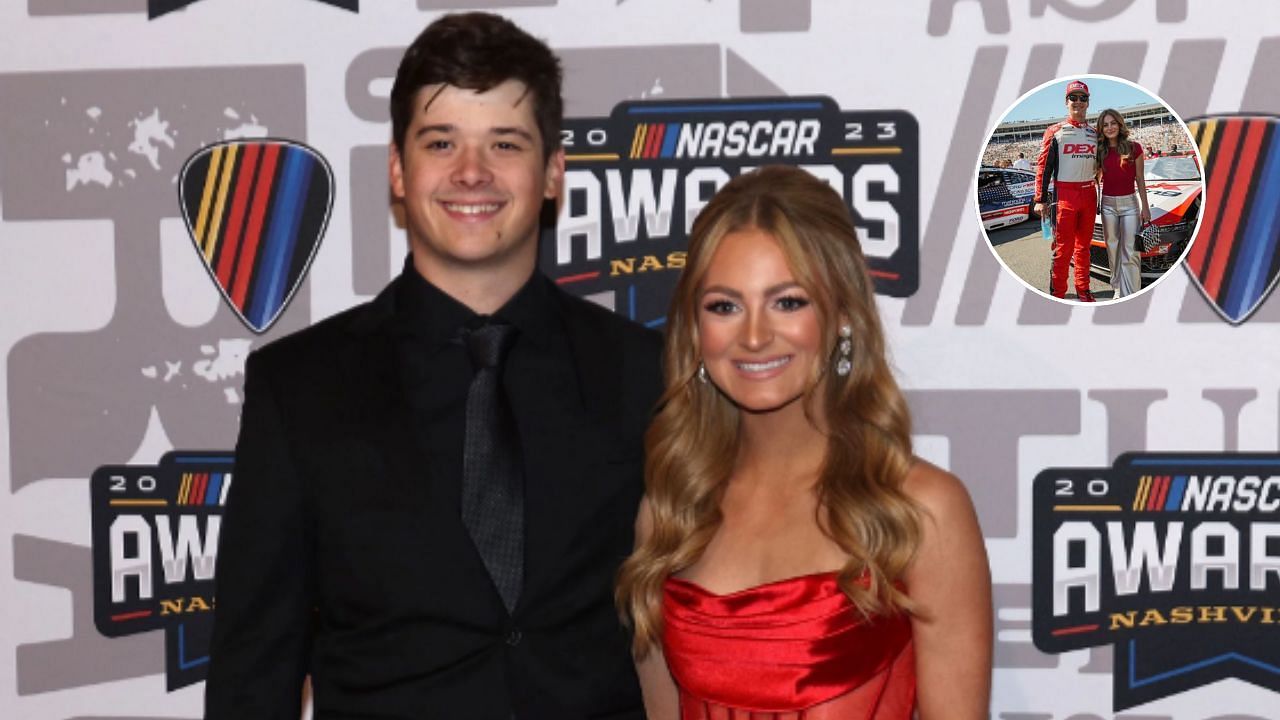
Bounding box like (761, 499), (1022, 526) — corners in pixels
(393, 262), (579, 549)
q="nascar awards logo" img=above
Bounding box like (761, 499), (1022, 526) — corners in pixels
(541, 96), (919, 326)
(1032, 453), (1280, 709)
(91, 451), (232, 690)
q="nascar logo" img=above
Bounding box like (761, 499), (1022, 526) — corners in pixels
(1032, 453), (1280, 709)
(178, 139), (333, 334)
(91, 451), (234, 690)
(540, 96), (919, 326)
(1130, 474), (1280, 513)
(1184, 115), (1280, 325)
(628, 119), (821, 160)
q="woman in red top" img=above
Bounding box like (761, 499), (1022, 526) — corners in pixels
(616, 167), (991, 719)
(1095, 108), (1151, 298)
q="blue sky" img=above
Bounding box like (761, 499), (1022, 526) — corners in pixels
(1003, 78), (1161, 122)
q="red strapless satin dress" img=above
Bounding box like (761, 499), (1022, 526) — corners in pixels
(663, 572), (915, 719)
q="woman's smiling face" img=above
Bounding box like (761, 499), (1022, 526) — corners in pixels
(697, 226), (825, 414)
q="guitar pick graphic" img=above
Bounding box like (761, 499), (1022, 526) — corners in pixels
(179, 139), (333, 333)
(1183, 115), (1280, 325)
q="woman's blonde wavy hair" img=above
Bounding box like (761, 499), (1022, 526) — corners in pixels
(1095, 108), (1134, 168)
(616, 165), (921, 657)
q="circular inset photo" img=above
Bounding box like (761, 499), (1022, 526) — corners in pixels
(975, 75), (1204, 305)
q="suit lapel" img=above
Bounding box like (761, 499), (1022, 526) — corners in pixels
(335, 280), (438, 511)
(514, 292), (640, 608)
(558, 291), (623, 430)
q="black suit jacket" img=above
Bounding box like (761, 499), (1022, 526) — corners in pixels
(205, 273), (663, 719)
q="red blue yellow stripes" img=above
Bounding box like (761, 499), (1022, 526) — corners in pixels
(176, 472), (231, 506)
(629, 122), (682, 159)
(1131, 475), (1189, 512)
(181, 140), (331, 332)
(1185, 116), (1280, 323)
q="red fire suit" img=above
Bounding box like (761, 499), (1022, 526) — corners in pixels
(1036, 120), (1099, 298)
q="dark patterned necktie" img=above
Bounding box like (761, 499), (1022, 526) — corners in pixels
(461, 322), (524, 613)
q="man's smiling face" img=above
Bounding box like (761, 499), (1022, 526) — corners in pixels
(390, 80), (564, 280)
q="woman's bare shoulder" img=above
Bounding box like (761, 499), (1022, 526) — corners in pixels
(901, 458), (977, 524)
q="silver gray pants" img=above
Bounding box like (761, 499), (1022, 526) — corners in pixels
(1101, 193), (1141, 298)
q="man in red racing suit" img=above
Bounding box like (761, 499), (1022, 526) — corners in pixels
(1034, 80), (1099, 302)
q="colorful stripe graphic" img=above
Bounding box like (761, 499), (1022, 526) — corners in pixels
(629, 123), (684, 159)
(176, 472), (231, 506)
(1129, 475), (1188, 512)
(1185, 116), (1280, 324)
(180, 140), (333, 333)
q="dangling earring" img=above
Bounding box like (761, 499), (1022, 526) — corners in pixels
(697, 361), (708, 384)
(835, 325), (853, 377)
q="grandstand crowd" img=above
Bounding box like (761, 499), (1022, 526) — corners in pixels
(983, 122), (1193, 168)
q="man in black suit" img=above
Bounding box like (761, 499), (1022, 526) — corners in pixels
(205, 13), (661, 719)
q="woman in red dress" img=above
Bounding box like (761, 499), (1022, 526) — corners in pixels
(616, 166), (992, 719)
(1095, 108), (1151, 298)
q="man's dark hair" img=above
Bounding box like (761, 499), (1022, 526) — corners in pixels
(390, 12), (563, 161)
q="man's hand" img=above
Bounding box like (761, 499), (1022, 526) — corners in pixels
(1033, 202), (1044, 217)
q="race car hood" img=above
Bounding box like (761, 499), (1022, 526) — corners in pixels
(1145, 180), (1201, 226)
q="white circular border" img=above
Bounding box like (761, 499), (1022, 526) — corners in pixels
(971, 73), (1208, 307)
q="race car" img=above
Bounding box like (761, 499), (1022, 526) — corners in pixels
(977, 166), (1037, 231)
(1089, 155), (1202, 286)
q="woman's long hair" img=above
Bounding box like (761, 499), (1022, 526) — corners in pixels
(616, 166), (921, 657)
(1095, 108), (1134, 169)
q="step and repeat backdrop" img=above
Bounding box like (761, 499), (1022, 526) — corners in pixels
(3, 1), (1279, 718)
